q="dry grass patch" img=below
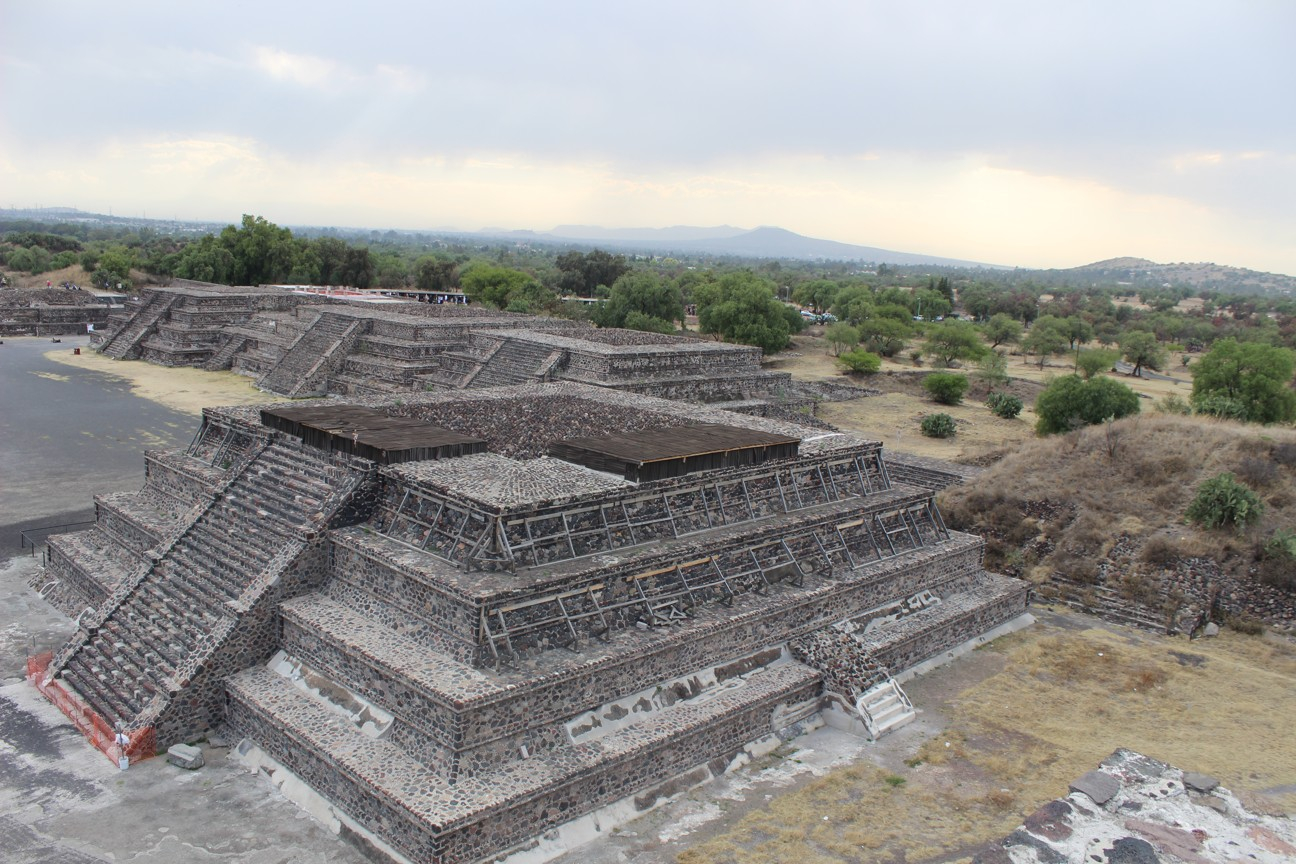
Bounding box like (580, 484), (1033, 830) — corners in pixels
(673, 618), (1296, 864)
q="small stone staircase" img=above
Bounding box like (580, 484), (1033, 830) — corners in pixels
(855, 677), (916, 739)
(202, 333), (250, 371)
(100, 291), (176, 359)
(465, 337), (566, 389)
(258, 312), (362, 396)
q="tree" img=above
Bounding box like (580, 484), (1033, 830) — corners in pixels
(1034, 375), (1140, 435)
(824, 322), (860, 356)
(314, 237), (350, 285)
(1119, 330), (1167, 377)
(695, 271), (802, 354)
(597, 271), (683, 331)
(983, 313), (1023, 349)
(1190, 338), (1296, 424)
(339, 247), (375, 289)
(1022, 319), (1069, 369)
(620, 311), (673, 334)
(792, 279), (840, 314)
(415, 255), (459, 293)
(972, 351), (1010, 389)
(832, 283), (875, 324)
(1076, 348), (1119, 379)
(922, 320), (986, 367)
(93, 247), (135, 290)
(923, 372), (969, 405)
(838, 349), (881, 374)
(857, 317), (911, 357)
(555, 249), (630, 296)
(1063, 316), (1094, 350)
(460, 262), (535, 309)
(909, 287), (952, 321)
(220, 214), (296, 285)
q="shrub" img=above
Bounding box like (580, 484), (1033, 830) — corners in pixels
(923, 372), (969, 405)
(838, 349), (882, 375)
(1185, 473), (1264, 533)
(986, 391), (1023, 419)
(1191, 338), (1296, 424)
(1258, 530), (1296, 590)
(1192, 393), (1249, 421)
(1156, 394), (1192, 415)
(1034, 374), (1140, 435)
(1236, 456), (1278, 488)
(910, 350), (923, 366)
(921, 413), (956, 438)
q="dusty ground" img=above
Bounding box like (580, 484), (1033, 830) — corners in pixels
(564, 610), (1296, 864)
(0, 555), (372, 864)
(45, 344), (268, 415)
(768, 331), (1195, 462)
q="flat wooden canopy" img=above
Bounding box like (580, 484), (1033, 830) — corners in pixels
(261, 405), (485, 464)
(549, 423), (800, 481)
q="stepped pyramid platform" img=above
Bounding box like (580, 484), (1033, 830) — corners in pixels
(93, 282), (800, 405)
(31, 384), (1029, 864)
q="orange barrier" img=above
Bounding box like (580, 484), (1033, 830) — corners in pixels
(26, 651), (156, 765)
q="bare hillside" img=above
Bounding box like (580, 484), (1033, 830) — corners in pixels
(939, 415), (1296, 630)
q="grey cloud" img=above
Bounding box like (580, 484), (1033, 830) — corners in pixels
(6, 2), (1294, 215)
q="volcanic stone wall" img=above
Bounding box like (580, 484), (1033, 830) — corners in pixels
(317, 528), (984, 757)
(225, 666), (821, 864)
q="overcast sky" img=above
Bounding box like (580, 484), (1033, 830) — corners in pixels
(3, 2), (1293, 272)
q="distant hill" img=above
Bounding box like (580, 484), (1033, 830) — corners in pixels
(527, 224), (1005, 268)
(546, 224), (748, 243)
(1052, 257), (1296, 296)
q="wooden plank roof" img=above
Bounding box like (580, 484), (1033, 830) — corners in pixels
(555, 423), (798, 466)
(260, 405), (484, 463)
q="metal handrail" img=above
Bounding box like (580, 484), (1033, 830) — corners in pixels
(19, 521), (96, 555)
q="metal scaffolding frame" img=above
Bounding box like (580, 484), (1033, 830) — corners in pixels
(380, 450), (889, 572)
(475, 496), (948, 668)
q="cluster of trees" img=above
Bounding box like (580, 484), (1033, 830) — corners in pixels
(6, 215), (1296, 389)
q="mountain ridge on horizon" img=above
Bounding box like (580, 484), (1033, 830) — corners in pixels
(4, 207), (1294, 287)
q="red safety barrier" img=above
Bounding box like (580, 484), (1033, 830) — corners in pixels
(26, 651), (156, 765)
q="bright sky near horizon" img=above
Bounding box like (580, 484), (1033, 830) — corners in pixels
(3, 2), (1293, 273)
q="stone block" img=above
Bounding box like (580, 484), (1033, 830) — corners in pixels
(167, 742), (205, 770)
(1181, 771), (1219, 793)
(1069, 770), (1120, 805)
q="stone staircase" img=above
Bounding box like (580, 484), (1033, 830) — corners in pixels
(257, 313), (363, 396)
(202, 333), (250, 371)
(465, 337), (566, 389)
(99, 291), (176, 359)
(1041, 576), (1171, 633)
(43, 440), (360, 746)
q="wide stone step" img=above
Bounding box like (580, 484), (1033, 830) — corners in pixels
(227, 658), (820, 864)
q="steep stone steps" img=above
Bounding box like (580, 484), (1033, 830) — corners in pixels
(257, 313), (361, 397)
(44, 434), (368, 748)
